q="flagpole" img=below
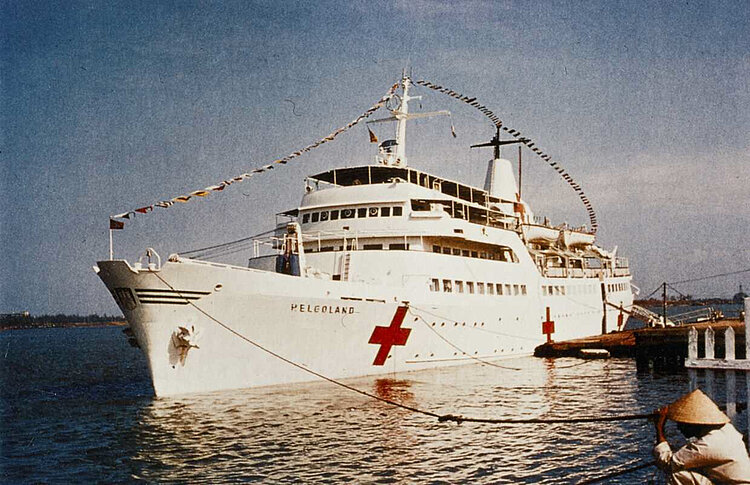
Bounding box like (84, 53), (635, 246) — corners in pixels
(109, 228), (114, 260)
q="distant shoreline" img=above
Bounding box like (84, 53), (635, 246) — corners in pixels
(0, 321), (127, 332)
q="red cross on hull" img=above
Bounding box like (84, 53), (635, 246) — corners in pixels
(368, 305), (411, 366)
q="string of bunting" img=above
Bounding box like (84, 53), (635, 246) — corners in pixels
(414, 80), (598, 234)
(109, 83), (401, 229)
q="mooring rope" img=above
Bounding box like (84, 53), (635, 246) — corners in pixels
(576, 459), (656, 484)
(153, 271), (660, 426)
(414, 79), (598, 234)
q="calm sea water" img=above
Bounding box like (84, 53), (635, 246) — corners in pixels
(1, 326), (746, 484)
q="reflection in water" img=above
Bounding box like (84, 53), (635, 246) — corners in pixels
(117, 359), (688, 483)
(3, 327), (708, 483)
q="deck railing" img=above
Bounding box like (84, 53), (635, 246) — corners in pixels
(685, 297), (749, 446)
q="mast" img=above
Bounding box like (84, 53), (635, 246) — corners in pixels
(394, 76), (412, 166)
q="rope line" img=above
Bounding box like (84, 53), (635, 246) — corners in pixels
(576, 459), (656, 484)
(111, 83), (400, 226)
(152, 270), (660, 426)
(414, 79), (598, 234)
(669, 267), (750, 285)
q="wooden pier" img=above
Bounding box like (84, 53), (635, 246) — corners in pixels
(534, 319), (746, 371)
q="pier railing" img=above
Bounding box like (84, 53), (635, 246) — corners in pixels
(685, 297), (749, 447)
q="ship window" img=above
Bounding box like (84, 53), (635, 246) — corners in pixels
(411, 199), (431, 211)
(381, 207), (391, 217)
(443, 280), (453, 293)
(487, 284), (494, 295)
(392, 206), (403, 216)
(561, 286), (566, 295)
(462, 250), (470, 257)
(320, 211), (329, 221)
(542, 286), (547, 296)
(357, 208), (367, 218)
(513, 284), (520, 296)
(452, 248), (461, 256)
(521, 285), (527, 295)
(496, 283), (503, 295)
(320, 246), (334, 252)
(369, 207), (379, 217)
(330, 210), (339, 220)
(302, 213), (310, 223)
(430, 279), (439, 292)
(311, 212), (320, 223)
(389, 243), (408, 250)
(477, 283), (485, 294)
(442, 247), (451, 255)
(433, 245), (441, 253)
(342, 208), (355, 219)
(455, 281), (464, 293)
(363, 244), (382, 250)
(480, 252), (487, 259)
(467, 282), (474, 294)
(505, 284), (512, 295)
(471, 251), (478, 258)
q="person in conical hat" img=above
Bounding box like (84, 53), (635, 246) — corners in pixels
(653, 389), (750, 484)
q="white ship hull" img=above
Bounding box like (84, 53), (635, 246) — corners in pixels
(96, 255), (632, 396)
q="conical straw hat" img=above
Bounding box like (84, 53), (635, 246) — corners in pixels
(666, 389), (730, 425)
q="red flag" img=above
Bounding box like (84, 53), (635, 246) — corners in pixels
(110, 218), (124, 230)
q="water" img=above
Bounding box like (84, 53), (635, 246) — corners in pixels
(1, 327), (746, 483)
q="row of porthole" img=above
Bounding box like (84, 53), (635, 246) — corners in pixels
(430, 321), (485, 327)
(412, 347), (521, 358)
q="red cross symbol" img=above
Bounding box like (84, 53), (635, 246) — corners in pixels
(542, 306), (555, 343)
(368, 305), (411, 366)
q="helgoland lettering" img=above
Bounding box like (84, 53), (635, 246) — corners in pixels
(290, 303), (355, 314)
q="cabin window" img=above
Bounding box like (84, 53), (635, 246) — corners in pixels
(381, 207), (391, 217)
(467, 282), (475, 294)
(471, 251), (478, 258)
(320, 211), (329, 221)
(357, 208), (367, 218)
(330, 210), (339, 220)
(442, 247), (451, 255)
(392, 206), (403, 216)
(363, 244), (382, 250)
(505, 284), (512, 295)
(455, 281), (464, 293)
(369, 207), (379, 217)
(462, 249), (470, 257)
(521, 285), (527, 295)
(513, 284), (520, 296)
(430, 279), (439, 292)
(411, 200), (431, 211)
(320, 246), (334, 252)
(311, 212), (320, 223)
(477, 283), (485, 294)
(479, 252), (487, 259)
(496, 283), (503, 295)
(452, 248), (461, 256)
(442, 280), (453, 293)
(542, 286), (547, 296)
(487, 283), (494, 295)
(433, 245), (441, 253)
(342, 208), (355, 219)
(389, 243), (408, 250)
(302, 213), (310, 223)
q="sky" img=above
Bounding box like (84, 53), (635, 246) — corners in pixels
(2, 0), (748, 315)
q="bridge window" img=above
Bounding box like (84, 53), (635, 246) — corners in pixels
(357, 208), (367, 218)
(302, 213), (310, 223)
(433, 245), (441, 253)
(381, 207), (391, 217)
(311, 212), (320, 223)
(392, 206), (403, 216)
(442, 247), (451, 255)
(389, 243), (409, 250)
(320, 211), (329, 221)
(369, 207), (379, 217)
(330, 210), (339, 220)
(452, 248), (461, 256)
(363, 244), (382, 250)
(342, 208), (355, 219)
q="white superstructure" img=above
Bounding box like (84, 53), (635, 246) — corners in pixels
(95, 76), (633, 396)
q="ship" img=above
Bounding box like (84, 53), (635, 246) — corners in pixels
(95, 75), (634, 396)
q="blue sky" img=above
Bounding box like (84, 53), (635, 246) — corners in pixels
(2, 0), (748, 315)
